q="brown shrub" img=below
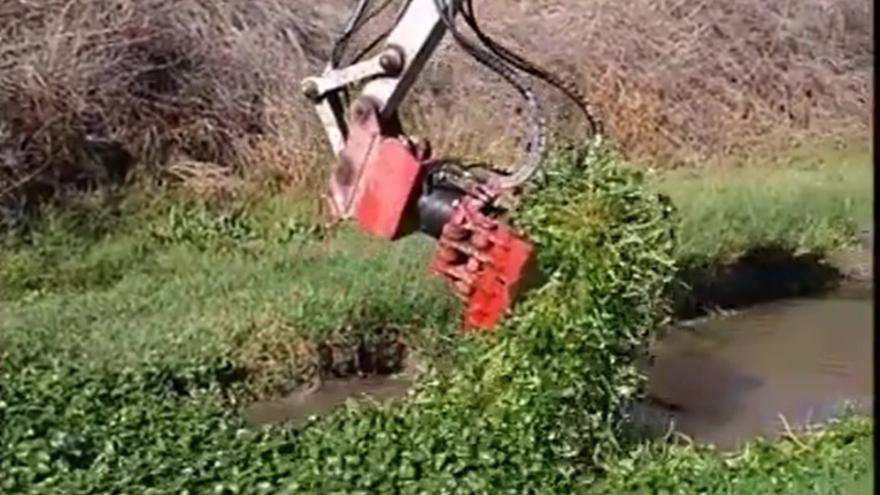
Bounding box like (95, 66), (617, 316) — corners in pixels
(0, 0), (346, 227)
(0, 0), (872, 226)
(439, 0), (873, 165)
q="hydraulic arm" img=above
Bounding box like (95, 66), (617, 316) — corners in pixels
(301, 0), (598, 331)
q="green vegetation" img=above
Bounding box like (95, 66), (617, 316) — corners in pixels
(0, 145), (872, 493)
(586, 415), (872, 495)
(0, 192), (459, 398)
(848, 469), (875, 495)
(652, 143), (873, 263)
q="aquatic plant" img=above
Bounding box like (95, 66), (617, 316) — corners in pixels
(0, 144), (869, 494)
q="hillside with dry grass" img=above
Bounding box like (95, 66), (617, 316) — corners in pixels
(0, 0), (872, 228)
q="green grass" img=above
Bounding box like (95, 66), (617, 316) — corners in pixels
(651, 143), (873, 263)
(0, 192), (461, 398)
(0, 143), (873, 493)
(584, 415), (873, 495)
(847, 469), (874, 495)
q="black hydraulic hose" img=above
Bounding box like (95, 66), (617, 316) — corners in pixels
(331, 0), (372, 68)
(331, 0), (397, 108)
(333, 0), (399, 67)
(460, 0), (602, 137)
(334, 0), (597, 190)
(351, 0), (413, 63)
(432, 0), (546, 190)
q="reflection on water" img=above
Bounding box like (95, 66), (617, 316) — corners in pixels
(643, 289), (873, 449)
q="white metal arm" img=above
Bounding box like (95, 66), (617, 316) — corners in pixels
(301, 0), (459, 157)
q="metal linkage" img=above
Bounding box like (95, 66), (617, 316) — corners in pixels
(302, 0), (457, 160)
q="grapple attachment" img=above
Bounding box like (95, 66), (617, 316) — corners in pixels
(430, 196), (537, 330)
(327, 97), (537, 331)
(299, 0), (595, 331)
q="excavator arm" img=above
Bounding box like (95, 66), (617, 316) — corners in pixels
(302, 0), (449, 155)
(300, 0), (597, 331)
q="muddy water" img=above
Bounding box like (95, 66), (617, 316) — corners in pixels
(243, 376), (412, 428)
(643, 287), (873, 449)
(244, 288), (872, 450)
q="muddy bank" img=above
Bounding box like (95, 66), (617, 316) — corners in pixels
(674, 238), (872, 320)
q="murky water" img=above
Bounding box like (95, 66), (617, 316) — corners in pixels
(243, 376), (412, 428)
(245, 288), (872, 450)
(643, 288), (873, 449)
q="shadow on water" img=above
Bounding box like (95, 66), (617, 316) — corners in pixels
(672, 244), (854, 320)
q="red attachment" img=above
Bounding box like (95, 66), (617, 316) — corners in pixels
(354, 138), (426, 240)
(429, 196), (538, 331)
(328, 97), (428, 240)
(328, 96), (536, 331)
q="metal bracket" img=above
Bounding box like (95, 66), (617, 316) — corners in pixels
(302, 0), (459, 158)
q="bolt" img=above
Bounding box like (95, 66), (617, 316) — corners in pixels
(472, 232), (492, 250)
(379, 46), (405, 75)
(351, 100), (374, 124)
(466, 258), (481, 273)
(301, 79), (320, 100)
(455, 280), (473, 297)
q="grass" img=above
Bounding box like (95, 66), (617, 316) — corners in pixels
(0, 1), (873, 489)
(651, 142), (873, 263)
(585, 415), (873, 495)
(848, 469), (875, 495)
(0, 144), (873, 493)
(1, 147), (677, 492)
(0, 191), (461, 399)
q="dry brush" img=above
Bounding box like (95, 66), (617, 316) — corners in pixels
(0, 0), (872, 228)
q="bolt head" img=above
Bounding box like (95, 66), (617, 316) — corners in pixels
(379, 48), (404, 75)
(301, 79), (320, 99)
(351, 100), (373, 124)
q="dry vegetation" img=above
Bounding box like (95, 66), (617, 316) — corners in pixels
(0, 0), (872, 227)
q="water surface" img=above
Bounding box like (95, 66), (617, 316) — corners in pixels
(644, 289), (873, 448)
(243, 376), (411, 428)
(244, 288), (873, 451)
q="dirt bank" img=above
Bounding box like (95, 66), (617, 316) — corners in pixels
(674, 228), (872, 320)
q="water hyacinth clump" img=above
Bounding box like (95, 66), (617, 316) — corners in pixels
(279, 143), (679, 492)
(1, 144), (680, 493)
